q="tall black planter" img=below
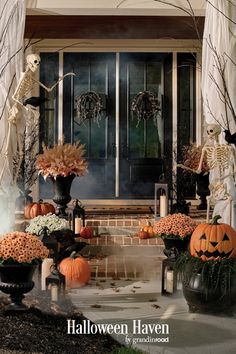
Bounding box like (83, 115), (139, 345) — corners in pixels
(196, 172), (210, 210)
(51, 174), (75, 218)
(0, 264), (36, 313)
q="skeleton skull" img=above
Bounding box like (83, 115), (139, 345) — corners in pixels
(26, 54), (41, 72)
(206, 124), (221, 140)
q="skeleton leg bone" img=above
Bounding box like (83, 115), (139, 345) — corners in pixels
(206, 195), (211, 223)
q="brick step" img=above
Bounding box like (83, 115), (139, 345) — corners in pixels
(76, 234), (164, 246)
(86, 254), (164, 280)
(76, 235), (165, 279)
(85, 217), (155, 237)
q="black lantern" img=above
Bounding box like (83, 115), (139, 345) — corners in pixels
(161, 258), (177, 295)
(72, 199), (86, 235)
(46, 264), (66, 302)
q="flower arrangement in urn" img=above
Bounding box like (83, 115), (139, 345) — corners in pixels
(36, 140), (88, 217)
(153, 213), (198, 259)
(153, 213), (197, 240)
(26, 213), (68, 236)
(0, 231), (49, 312)
(0, 231), (49, 264)
(36, 140), (88, 179)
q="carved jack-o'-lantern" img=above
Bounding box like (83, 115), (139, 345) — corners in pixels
(190, 215), (236, 261)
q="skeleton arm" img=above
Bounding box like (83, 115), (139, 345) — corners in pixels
(34, 72), (76, 93)
(196, 146), (206, 174)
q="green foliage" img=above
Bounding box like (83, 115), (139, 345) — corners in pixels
(175, 252), (236, 296)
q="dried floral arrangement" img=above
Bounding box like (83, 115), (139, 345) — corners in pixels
(177, 144), (209, 174)
(153, 213), (198, 240)
(26, 213), (67, 236)
(0, 231), (49, 264)
(36, 140), (88, 179)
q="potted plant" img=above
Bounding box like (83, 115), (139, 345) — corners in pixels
(177, 143), (210, 210)
(26, 213), (68, 236)
(153, 213), (198, 259)
(36, 141), (88, 217)
(176, 215), (236, 315)
(0, 231), (49, 312)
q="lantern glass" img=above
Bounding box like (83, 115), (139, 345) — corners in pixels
(72, 199), (86, 234)
(154, 183), (169, 218)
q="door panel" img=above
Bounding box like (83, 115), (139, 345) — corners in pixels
(63, 53), (116, 198)
(119, 53), (172, 198)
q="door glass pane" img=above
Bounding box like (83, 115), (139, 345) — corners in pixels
(63, 53), (116, 198)
(39, 53), (59, 147)
(177, 53), (196, 199)
(128, 60), (163, 159)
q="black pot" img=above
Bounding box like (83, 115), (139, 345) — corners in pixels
(196, 172), (210, 210)
(51, 174), (75, 218)
(0, 264), (37, 313)
(182, 272), (236, 315)
(162, 237), (189, 260)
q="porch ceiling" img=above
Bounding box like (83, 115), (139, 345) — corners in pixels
(26, 0), (206, 16)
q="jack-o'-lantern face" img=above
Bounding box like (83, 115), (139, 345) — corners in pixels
(190, 216), (236, 261)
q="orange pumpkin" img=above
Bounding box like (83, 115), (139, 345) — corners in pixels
(59, 251), (91, 288)
(138, 230), (149, 239)
(24, 199), (55, 219)
(190, 215), (236, 261)
(139, 222), (154, 238)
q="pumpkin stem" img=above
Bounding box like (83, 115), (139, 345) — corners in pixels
(70, 251), (77, 259)
(211, 215), (222, 225)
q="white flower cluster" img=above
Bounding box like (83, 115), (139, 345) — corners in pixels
(26, 213), (68, 235)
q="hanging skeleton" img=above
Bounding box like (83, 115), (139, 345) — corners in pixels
(131, 91), (161, 127)
(0, 53), (75, 191)
(196, 123), (236, 225)
(75, 91), (102, 126)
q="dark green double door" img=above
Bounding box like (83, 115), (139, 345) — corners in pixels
(63, 52), (172, 199)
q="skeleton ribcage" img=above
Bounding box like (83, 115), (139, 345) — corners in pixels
(15, 75), (34, 100)
(206, 145), (230, 176)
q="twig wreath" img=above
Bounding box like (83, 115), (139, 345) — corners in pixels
(75, 91), (102, 126)
(131, 91), (161, 127)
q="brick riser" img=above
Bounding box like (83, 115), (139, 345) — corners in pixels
(76, 217), (165, 278)
(76, 211), (207, 279)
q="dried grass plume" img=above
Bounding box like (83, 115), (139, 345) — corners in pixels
(36, 140), (88, 179)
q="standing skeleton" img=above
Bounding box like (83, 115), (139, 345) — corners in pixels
(196, 123), (236, 225)
(0, 54), (75, 191)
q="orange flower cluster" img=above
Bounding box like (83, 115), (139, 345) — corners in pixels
(36, 141), (88, 179)
(0, 232), (49, 264)
(153, 213), (197, 239)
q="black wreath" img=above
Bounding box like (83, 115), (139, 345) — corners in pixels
(75, 91), (102, 125)
(131, 91), (160, 127)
